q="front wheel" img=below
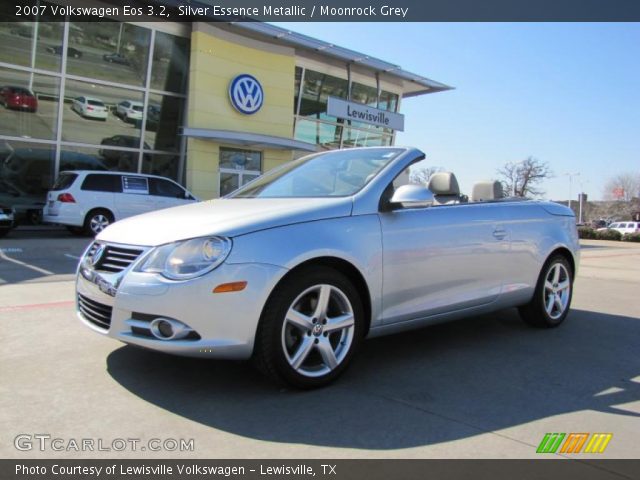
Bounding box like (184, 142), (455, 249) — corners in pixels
(253, 266), (364, 389)
(519, 254), (573, 328)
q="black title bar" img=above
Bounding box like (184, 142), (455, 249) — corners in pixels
(6, 0), (640, 22)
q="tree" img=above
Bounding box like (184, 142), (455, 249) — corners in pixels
(603, 172), (640, 202)
(409, 165), (443, 185)
(497, 157), (553, 197)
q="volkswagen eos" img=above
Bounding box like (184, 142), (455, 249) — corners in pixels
(76, 147), (579, 388)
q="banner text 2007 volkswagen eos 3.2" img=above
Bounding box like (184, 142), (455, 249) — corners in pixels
(76, 147), (579, 388)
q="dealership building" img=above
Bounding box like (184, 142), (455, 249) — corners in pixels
(0, 6), (451, 213)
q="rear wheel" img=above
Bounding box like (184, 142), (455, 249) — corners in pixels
(253, 266), (364, 389)
(84, 209), (113, 236)
(519, 254), (573, 328)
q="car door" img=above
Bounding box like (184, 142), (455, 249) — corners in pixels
(149, 178), (192, 210)
(379, 202), (511, 325)
(114, 175), (153, 218)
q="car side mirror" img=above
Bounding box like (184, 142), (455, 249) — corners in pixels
(389, 184), (434, 208)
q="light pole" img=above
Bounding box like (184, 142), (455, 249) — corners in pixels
(563, 172), (580, 209)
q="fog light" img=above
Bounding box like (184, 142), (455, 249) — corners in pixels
(149, 317), (192, 340)
(157, 320), (173, 338)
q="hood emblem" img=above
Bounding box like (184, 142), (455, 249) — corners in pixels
(89, 244), (105, 267)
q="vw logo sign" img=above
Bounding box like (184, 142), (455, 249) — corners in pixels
(89, 243), (105, 267)
(229, 74), (264, 115)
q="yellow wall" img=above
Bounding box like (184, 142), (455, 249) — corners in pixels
(186, 25), (296, 199)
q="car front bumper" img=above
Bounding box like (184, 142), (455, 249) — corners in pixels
(76, 260), (288, 360)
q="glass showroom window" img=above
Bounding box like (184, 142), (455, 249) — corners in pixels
(151, 31), (190, 94)
(67, 22), (151, 87)
(0, 67), (60, 141)
(219, 148), (262, 197)
(0, 16), (189, 220)
(294, 67), (400, 149)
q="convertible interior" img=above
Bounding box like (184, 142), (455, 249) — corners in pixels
(425, 172), (505, 205)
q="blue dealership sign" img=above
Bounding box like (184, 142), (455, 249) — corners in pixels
(229, 74), (264, 115)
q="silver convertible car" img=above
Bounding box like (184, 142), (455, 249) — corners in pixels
(76, 147), (579, 388)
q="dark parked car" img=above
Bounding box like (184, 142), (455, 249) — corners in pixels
(0, 86), (38, 112)
(99, 135), (149, 154)
(46, 45), (82, 58)
(99, 135), (150, 170)
(0, 205), (15, 238)
(0, 179), (45, 225)
(102, 52), (130, 65)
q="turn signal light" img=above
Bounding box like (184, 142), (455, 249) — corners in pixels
(213, 281), (247, 293)
(57, 193), (76, 203)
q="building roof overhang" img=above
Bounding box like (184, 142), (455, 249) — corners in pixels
(182, 128), (318, 152)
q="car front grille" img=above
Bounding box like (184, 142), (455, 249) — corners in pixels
(78, 294), (112, 330)
(88, 243), (144, 273)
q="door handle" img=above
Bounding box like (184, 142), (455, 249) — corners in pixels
(493, 228), (507, 240)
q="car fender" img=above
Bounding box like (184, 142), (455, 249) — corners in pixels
(227, 214), (384, 327)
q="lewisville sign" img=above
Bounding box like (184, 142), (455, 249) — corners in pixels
(327, 97), (405, 131)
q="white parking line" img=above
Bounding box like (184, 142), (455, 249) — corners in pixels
(0, 251), (54, 275)
(0, 247), (23, 253)
(64, 254), (80, 260)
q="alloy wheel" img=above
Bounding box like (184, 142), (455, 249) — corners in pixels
(90, 214), (110, 234)
(543, 262), (571, 320)
(281, 284), (355, 378)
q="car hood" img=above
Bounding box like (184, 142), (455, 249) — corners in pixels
(97, 197), (353, 246)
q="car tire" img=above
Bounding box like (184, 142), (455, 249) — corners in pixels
(519, 254), (573, 328)
(253, 266), (364, 389)
(84, 209), (114, 236)
(0, 228), (10, 238)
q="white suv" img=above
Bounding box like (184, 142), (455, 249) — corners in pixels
(43, 171), (198, 235)
(599, 222), (640, 235)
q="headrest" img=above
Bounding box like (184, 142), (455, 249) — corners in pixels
(428, 172), (460, 195)
(471, 180), (504, 202)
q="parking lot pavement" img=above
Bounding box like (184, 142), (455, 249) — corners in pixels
(0, 238), (639, 460)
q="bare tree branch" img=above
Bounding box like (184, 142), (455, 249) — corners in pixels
(497, 157), (553, 197)
(409, 165), (443, 185)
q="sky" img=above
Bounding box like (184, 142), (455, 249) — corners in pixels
(274, 22), (640, 201)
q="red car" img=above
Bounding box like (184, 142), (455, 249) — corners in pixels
(0, 86), (38, 112)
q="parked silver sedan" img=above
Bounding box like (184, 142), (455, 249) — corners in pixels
(75, 147), (579, 388)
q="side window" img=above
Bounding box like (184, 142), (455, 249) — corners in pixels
(81, 174), (120, 192)
(150, 178), (185, 198)
(122, 176), (149, 195)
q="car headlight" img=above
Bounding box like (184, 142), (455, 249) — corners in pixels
(137, 236), (232, 280)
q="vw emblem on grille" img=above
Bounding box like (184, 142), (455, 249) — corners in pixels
(229, 74), (264, 115)
(89, 243), (105, 267)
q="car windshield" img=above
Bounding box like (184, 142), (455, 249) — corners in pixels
(230, 148), (403, 198)
(88, 100), (104, 106)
